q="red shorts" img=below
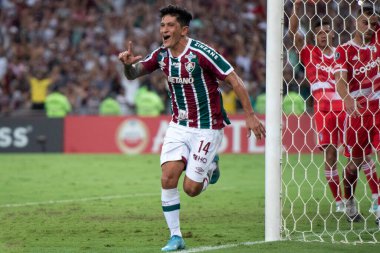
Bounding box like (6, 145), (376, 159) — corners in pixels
(314, 110), (345, 148)
(344, 113), (380, 158)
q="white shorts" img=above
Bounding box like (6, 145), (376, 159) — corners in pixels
(160, 122), (223, 183)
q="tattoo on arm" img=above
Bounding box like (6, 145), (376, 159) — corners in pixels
(124, 62), (146, 80)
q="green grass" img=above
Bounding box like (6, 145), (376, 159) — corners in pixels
(0, 154), (379, 253)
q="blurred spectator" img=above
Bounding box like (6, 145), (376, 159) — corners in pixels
(99, 93), (122, 115)
(283, 91), (305, 116)
(0, 0), (268, 116)
(45, 84), (72, 118)
(28, 66), (56, 111)
(220, 83), (237, 115)
(135, 85), (164, 116)
(254, 93), (266, 115)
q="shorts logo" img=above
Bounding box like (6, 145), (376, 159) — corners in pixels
(116, 119), (149, 154)
(195, 167), (205, 175)
(193, 154), (207, 164)
(319, 133), (323, 142)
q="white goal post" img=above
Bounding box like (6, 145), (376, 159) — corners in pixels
(265, 0), (283, 242)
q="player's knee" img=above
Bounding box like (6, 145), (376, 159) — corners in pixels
(161, 175), (178, 188)
(183, 186), (201, 197)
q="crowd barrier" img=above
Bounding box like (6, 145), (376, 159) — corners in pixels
(0, 115), (316, 154)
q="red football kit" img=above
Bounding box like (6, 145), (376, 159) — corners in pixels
(300, 45), (345, 147)
(333, 38), (380, 158)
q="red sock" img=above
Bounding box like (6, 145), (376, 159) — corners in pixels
(362, 159), (379, 195)
(343, 167), (358, 200)
(325, 167), (342, 202)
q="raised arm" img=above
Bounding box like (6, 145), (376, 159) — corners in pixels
(289, 0), (305, 52)
(118, 41), (149, 80)
(225, 71), (266, 140)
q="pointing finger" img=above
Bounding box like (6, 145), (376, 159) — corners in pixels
(128, 41), (133, 52)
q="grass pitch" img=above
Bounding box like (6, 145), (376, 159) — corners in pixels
(0, 154), (379, 253)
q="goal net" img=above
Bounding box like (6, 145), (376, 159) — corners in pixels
(281, 0), (380, 243)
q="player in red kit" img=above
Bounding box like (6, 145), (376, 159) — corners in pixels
(290, 0), (345, 212)
(290, 0), (379, 214)
(334, 3), (380, 224)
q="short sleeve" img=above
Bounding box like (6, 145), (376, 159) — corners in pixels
(140, 48), (161, 73)
(332, 46), (347, 74)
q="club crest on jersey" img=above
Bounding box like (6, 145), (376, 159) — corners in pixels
(335, 52), (340, 60)
(185, 61), (195, 73)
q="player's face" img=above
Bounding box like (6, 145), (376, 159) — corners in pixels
(160, 15), (188, 49)
(356, 14), (379, 43)
(315, 25), (333, 49)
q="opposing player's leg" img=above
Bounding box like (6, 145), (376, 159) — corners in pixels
(324, 145), (344, 212)
(362, 156), (378, 213)
(315, 111), (344, 211)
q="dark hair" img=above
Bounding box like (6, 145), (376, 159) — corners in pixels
(159, 5), (193, 27)
(356, 2), (376, 17)
(312, 17), (331, 31)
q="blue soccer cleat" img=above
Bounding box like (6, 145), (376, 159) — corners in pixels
(161, 235), (185, 252)
(210, 155), (220, 185)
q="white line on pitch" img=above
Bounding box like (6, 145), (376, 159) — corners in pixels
(0, 187), (233, 208)
(181, 241), (267, 253)
(180, 227), (380, 253)
(0, 193), (158, 208)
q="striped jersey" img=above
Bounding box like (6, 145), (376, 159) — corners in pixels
(141, 38), (233, 129)
(300, 45), (343, 112)
(333, 39), (380, 115)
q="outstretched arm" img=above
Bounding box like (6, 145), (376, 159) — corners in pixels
(225, 71), (266, 140)
(289, 0), (305, 52)
(118, 41), (149, 80)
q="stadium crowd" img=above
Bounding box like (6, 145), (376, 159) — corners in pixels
(0, 0), (267, 117)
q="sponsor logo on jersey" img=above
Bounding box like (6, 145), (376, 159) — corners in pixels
(316, 63), (332, 72)
(168, 76), (194, 84)
(178, 109), (188, 120)
(185, 51), (196, 61)
(116, 119), (149, 154)
(171, 62), (180, 68)
(353, 57), (380, 75)
(193, 42), (219, 60)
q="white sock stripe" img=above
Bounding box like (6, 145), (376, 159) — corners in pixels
(162, 188), (180, 206)
(362, 159), (375, 170)
(324, 170), (338, 177)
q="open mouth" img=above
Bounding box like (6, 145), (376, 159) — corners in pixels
(163, 35), (171, 41)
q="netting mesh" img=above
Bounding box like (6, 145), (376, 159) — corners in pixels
(282, 0), (380, 243)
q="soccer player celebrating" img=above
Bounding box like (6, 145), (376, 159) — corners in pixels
(118, 5), (266, 251)
(289, 0), (346, 212)
(334, 3), (380, 224)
